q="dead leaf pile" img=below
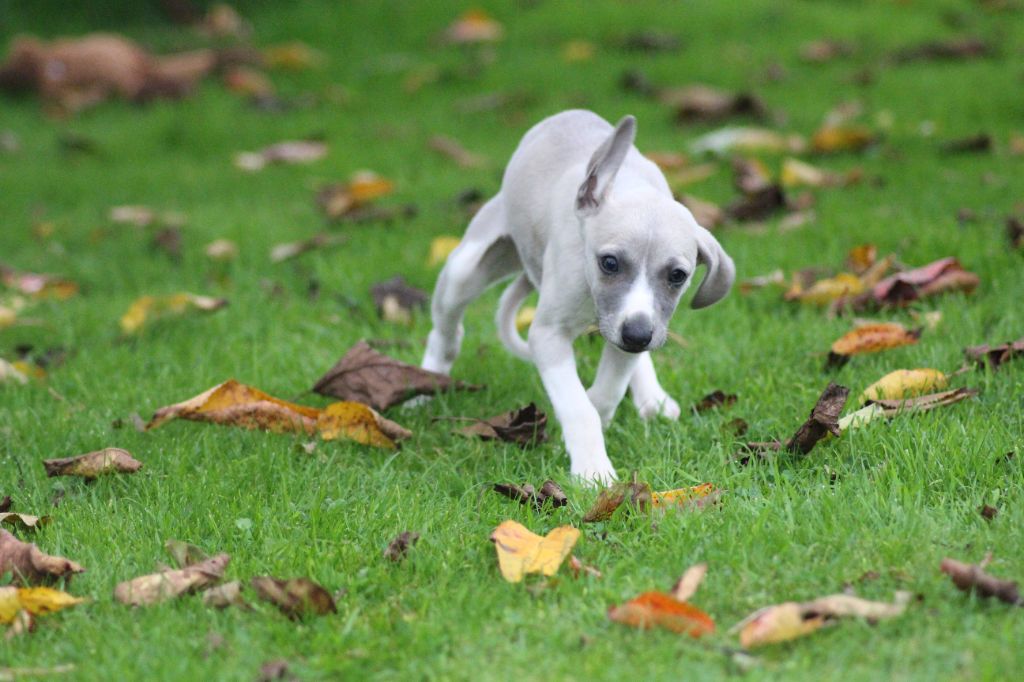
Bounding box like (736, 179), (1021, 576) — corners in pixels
(312, 340), (478, 410)
(493, 480), (567, 510)
(489, 520), (579, 583)
(147, 379), (410, 448)
(457, 403), (547, 447)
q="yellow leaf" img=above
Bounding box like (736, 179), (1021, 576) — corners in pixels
(120, 293), (228, 334)
(859, 368), (948, 404)
(317, 401), (411, 449)
(428, 236), (461, 267)
(0, 586), (84, 624)
(0, 359), (28, 385)
(562, 40), (595, 62)
(489, 521), (579, 583)
(786, 273), (863, 305)
(830, 323), (921, 357)
(263, 42), (324, 71)
(811, 124), (875, 153)
(651, 483), (719, 509)
(515, 306), (535, 333)
(738, 602), (826, 648)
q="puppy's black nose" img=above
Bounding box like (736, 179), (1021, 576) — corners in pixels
(620, 317), (653, 352)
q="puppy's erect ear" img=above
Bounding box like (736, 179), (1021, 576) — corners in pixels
(575, 115), (636, 217)
(690, 226), (736, 309)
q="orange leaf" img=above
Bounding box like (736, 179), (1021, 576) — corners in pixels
(489, 520), (579, 583)
(146, 380), (320, 434)
(317, 401), (410, 449)
(608, 591), (715, 637)
(651, 483), (719, 509)
(830, 323), (921, 357)
(811, 125), (875, 153)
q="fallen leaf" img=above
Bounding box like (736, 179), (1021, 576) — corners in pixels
(732, 157), (773, 194)
(891, 37), (992, 64)
(785, 272), (864, 305)
(0, 359), (28, 385)
(621, 30), (682, 53)
(0, 497), (9, 513)
(269, 233), (346, 263)
(428, 236), (461, 267)
(691, 390), (736, 413)
(0, 586), (85, 624)
(726, 186), (787, 222)
(846, 244), (877, 274)
(0, 514), (49, 531)
(784, 383), (850, 454)
(980, 505), (998, 521)
(428, 135), (488, 169)
(370, 276), (428, 324)
(119, 293), (227, 334)
(489, 520), (579, 583)
(164, 539), (209, 569)
(258, 660), (293, 682)
(689, 127), (806, 156)
(964, 337), (1024, 370)
(800, 39), (854, 63)
(859, 368), (947, 403)
(315, 171), (395, 220)
(811, 124), (876, 153)
(660, 85), (766, 124)
(42, 448), (142, 479)
(457, 403), (547, 447)
(739, 269), (785, 293)
(864, 257), (979, 309)
(312, 340), (478, 411)
(263, 42), (324, 71)
(671, 563), (709, 602)
(866, 387), (978, 415)
(582, 475), (652, 523)
(1007, 217), (1023, 250)
(234, 140), (327, 172)
(0, 264), (77, 299)
(317, 401), (411, 449)
(941, 133), (992, 154)
(147, 380), (320, 433)
(114, 553), (229, 606)
(383, 531), (420, 562)
(608, 591), (715, 637)
(204, 239), (238, 261)
(108, 205), (183, 228)
(736, 592), (911, 648)
(202, 580), (247, 609)
(0, 529), (84, 585)
(781, 158), (860, 188)
(442, 9), (503, 44)
(493, 480), (567, 510)
(567, 555), (602, 579)
(827, 323), (921, 368)
(651, 483), (721, 511)
(940, 557), (1020, 606)
(251, 576), (336, 619)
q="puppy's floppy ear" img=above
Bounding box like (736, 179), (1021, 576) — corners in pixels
(690, 226), (735, 309)
(575, 115), (636, 217)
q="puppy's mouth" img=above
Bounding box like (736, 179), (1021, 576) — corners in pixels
(615, 340), (651, 354)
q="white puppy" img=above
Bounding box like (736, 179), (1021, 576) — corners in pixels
(422, 110), (735, 482)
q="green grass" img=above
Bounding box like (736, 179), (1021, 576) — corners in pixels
(2, 0), (1023, 679)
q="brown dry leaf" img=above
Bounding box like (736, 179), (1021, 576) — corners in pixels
(608, 590), (715, 637)
(736, 592), (911, 648)
(785, 383), (849, 454)
(114, 553), (229, 607)
(866, 257), (979, 309)
(428, 135), (488, 169)
(269, 233), (346, 263)
(493, 480), (567, 510)
(202, 580), (247, 609)
(43, 447), (142, 479)
(0, 264), (77, 299)
(119, 293), (227, 334)
(678, 195), (723, 230)
(222, 66), (274, 99)
(383, 531), (420, 563)
(781, 158), (860, 188)
(811, 124), (876, 153)
(312, 340), (478, 411)
(0, 529), (84, 585)
(317, 401), (411, 449)
(457, 403), (547, 447)
(867, 388), (978, 415)
(0, 514), (50, 532)
(147, 380), (320, 434)
(567, 555), (602, 579)
(370, 276), (428, 325)
(0, 586), (85, 624)
(645, 151), (688, 170)
(800, 39), (854, 63)
(689, 127), (806, 156)
(582, 475), (652, 523)
(489, 521), (580, 583)
(691, 390), (736, 413)
(660, 85), (766, 124)
(827, 323), (921, 368)
(263, 42), (324, 71)
(890, 37), (991, 64)
(651, 483), (721, 511)
(671, 563), (709, 603)
(0, 496), (10, 513)
(941, 557), (1021, 606)
(964, 337), (1024, 371)
(315, 171), (395, 220)
(442, 9), (503, 44)
(941, 133), (992, 155)
(257, 660), (293, 682)
(234, 140), (327, 172)
(1007, 217), (1023, 250)
(251, 576), (336, 619)
(622, 30), (682, 53)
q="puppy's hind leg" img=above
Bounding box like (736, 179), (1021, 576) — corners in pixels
(629, 352), (681, 420)
(422, 195), (519, 374)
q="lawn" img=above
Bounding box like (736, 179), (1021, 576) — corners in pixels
(1, 0), (1023, 679)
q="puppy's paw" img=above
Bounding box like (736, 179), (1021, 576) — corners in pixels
(570, 459), (618, 487)
(635, 394), (681, 421)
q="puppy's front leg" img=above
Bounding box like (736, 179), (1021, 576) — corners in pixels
(529, 324), (617, 484)
(630, 352), (681, 420)
(587, 342), (642, 428)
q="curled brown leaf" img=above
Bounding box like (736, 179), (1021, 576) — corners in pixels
(42, 448), (142, 479)
(0, 529), (84, 585)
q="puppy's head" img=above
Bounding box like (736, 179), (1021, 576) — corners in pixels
(575, 115), (735, 353)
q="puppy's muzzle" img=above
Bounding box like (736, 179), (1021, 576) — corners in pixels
(618, 314), (653, 353)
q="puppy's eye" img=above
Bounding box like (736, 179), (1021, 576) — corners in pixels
(599, 255), (619, 274)
(668, 268), (687, 285)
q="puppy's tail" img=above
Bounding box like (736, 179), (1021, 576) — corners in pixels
(496, 273), (533, 362)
